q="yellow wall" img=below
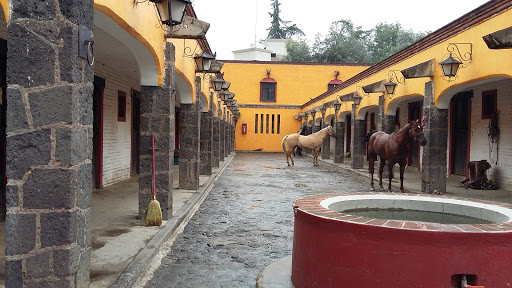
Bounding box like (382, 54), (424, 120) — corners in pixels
(222, 62), (370, 151)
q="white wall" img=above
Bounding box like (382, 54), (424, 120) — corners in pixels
(467, 78), (512, 188)
(233, 48), (272, 61)
(94, 60), (140, 187)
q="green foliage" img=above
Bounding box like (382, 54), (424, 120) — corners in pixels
(368, 22), (429, 63)
(267, 0), (305, 39)
(281, 38), (312, 62)
(282, 20), (428, 63)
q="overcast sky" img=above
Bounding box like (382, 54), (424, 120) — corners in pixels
(191, 0), (490, 60)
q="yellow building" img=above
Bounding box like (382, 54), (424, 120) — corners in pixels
(221, 61), (370, 151)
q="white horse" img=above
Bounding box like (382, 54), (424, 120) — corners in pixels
(281, 126), (333, 166)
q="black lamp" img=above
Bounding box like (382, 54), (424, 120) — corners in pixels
(439, 55), (462, 78)
(212, 77), (224, 91)
(334, 100), (341, 111)
(151, 0), (191, 27)
(384, 80), (397, 95)
(353, 94), (362, 106)
(219, 90), (230, 102)
(194, 52), (215, 73)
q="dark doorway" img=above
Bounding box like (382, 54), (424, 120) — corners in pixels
(408, 101), (422, 169)
(450, 91), (472, 176)
(131, 89), (141, 175)
(346, 115), (351, 154)
(93, 76), (105, 189)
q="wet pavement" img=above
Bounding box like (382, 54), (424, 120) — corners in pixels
(139, 152), (371, 288)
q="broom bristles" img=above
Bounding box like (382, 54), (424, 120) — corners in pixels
(145, 196), (162, 226)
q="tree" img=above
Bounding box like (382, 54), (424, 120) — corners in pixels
(368, 23), (429, 63)
(267, 0), (305, 39)
(281, 38), (312, 62)
(312, 20), (371, 63)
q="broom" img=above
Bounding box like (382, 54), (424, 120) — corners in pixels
(146, 132), (162, 226)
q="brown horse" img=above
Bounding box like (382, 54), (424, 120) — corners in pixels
(367, 119), (427, 192)
(282, 125), (333, 166)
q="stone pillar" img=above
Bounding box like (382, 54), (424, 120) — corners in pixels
(212, 117), (220, 167)
(200, 110), (212, 175)
(334, 121), (345, 163)
(5, 1), (94, 286)
(224, 119), (229, 157)
(321, 110), (330, 159)
(378, 95), (396, 134)
(139, 43), (176, 221)
(219, 118), (225, 161)
(179, 77), (201, 190)
(422, 81), (448, 194)
(351, 104), (365, 169)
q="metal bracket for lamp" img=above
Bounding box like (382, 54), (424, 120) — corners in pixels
(438, 43), (472, 82)
(355, 86), (369, 97)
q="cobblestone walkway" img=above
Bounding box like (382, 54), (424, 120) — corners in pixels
(144, 152), (369, 287)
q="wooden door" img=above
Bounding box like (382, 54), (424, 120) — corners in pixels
(450, 91), (472, 176)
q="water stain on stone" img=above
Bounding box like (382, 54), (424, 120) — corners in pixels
(91, 240), (106, 250)
(100, 228), (131, 237)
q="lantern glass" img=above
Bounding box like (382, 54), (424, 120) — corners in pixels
(212, 78), (224, 91)
(194, 53), (215, 73)
(353, 95), (362, 105)
(384, 80), (397, 95)
(439, 55), (462, 77)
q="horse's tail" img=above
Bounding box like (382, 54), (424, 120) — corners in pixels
(281, 135), (289, 153)
(366, 130), (377, 160)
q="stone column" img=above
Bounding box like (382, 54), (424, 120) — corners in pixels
(378, 95), (395, 134)
(212, 116), (220, 167)
(200, 109), (212, 175)
(351, 104), (365, 169)
(422, 81), (448, 194)
(179, 76), (201, 190)
(5, 1), (94, 286)
(321, 109), (330, 159)
(219, 117), (225, 161)
(334, 121), (345, 163)
(224, 118), (229, 157)
(139, 43), (176, 221)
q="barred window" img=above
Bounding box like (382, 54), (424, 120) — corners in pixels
(260, 78), (277, 102)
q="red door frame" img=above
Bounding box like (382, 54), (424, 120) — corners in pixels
(448, 93), (472, 177)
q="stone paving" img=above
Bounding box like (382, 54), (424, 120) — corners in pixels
(143, 152), (370, 287)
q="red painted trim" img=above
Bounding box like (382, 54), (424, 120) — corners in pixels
(328, 79), (343, 85)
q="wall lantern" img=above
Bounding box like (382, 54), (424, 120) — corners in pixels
(438, 43), (472, 82)
(384, 80), (397, 95)
(333, 100), (341, 111)
(353, 94), (362, 106)
(320, 105), (327, 114)
(151, 0), (191, 27)
(439, 55), (461, 78)
(194, 52), (215, 73)
(219, 90), (230, 102)
(221, 80), (231, 90)
(384, 70), (405, 97)
(212, 77), (224, 91)
(228, 92), (235, 100)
